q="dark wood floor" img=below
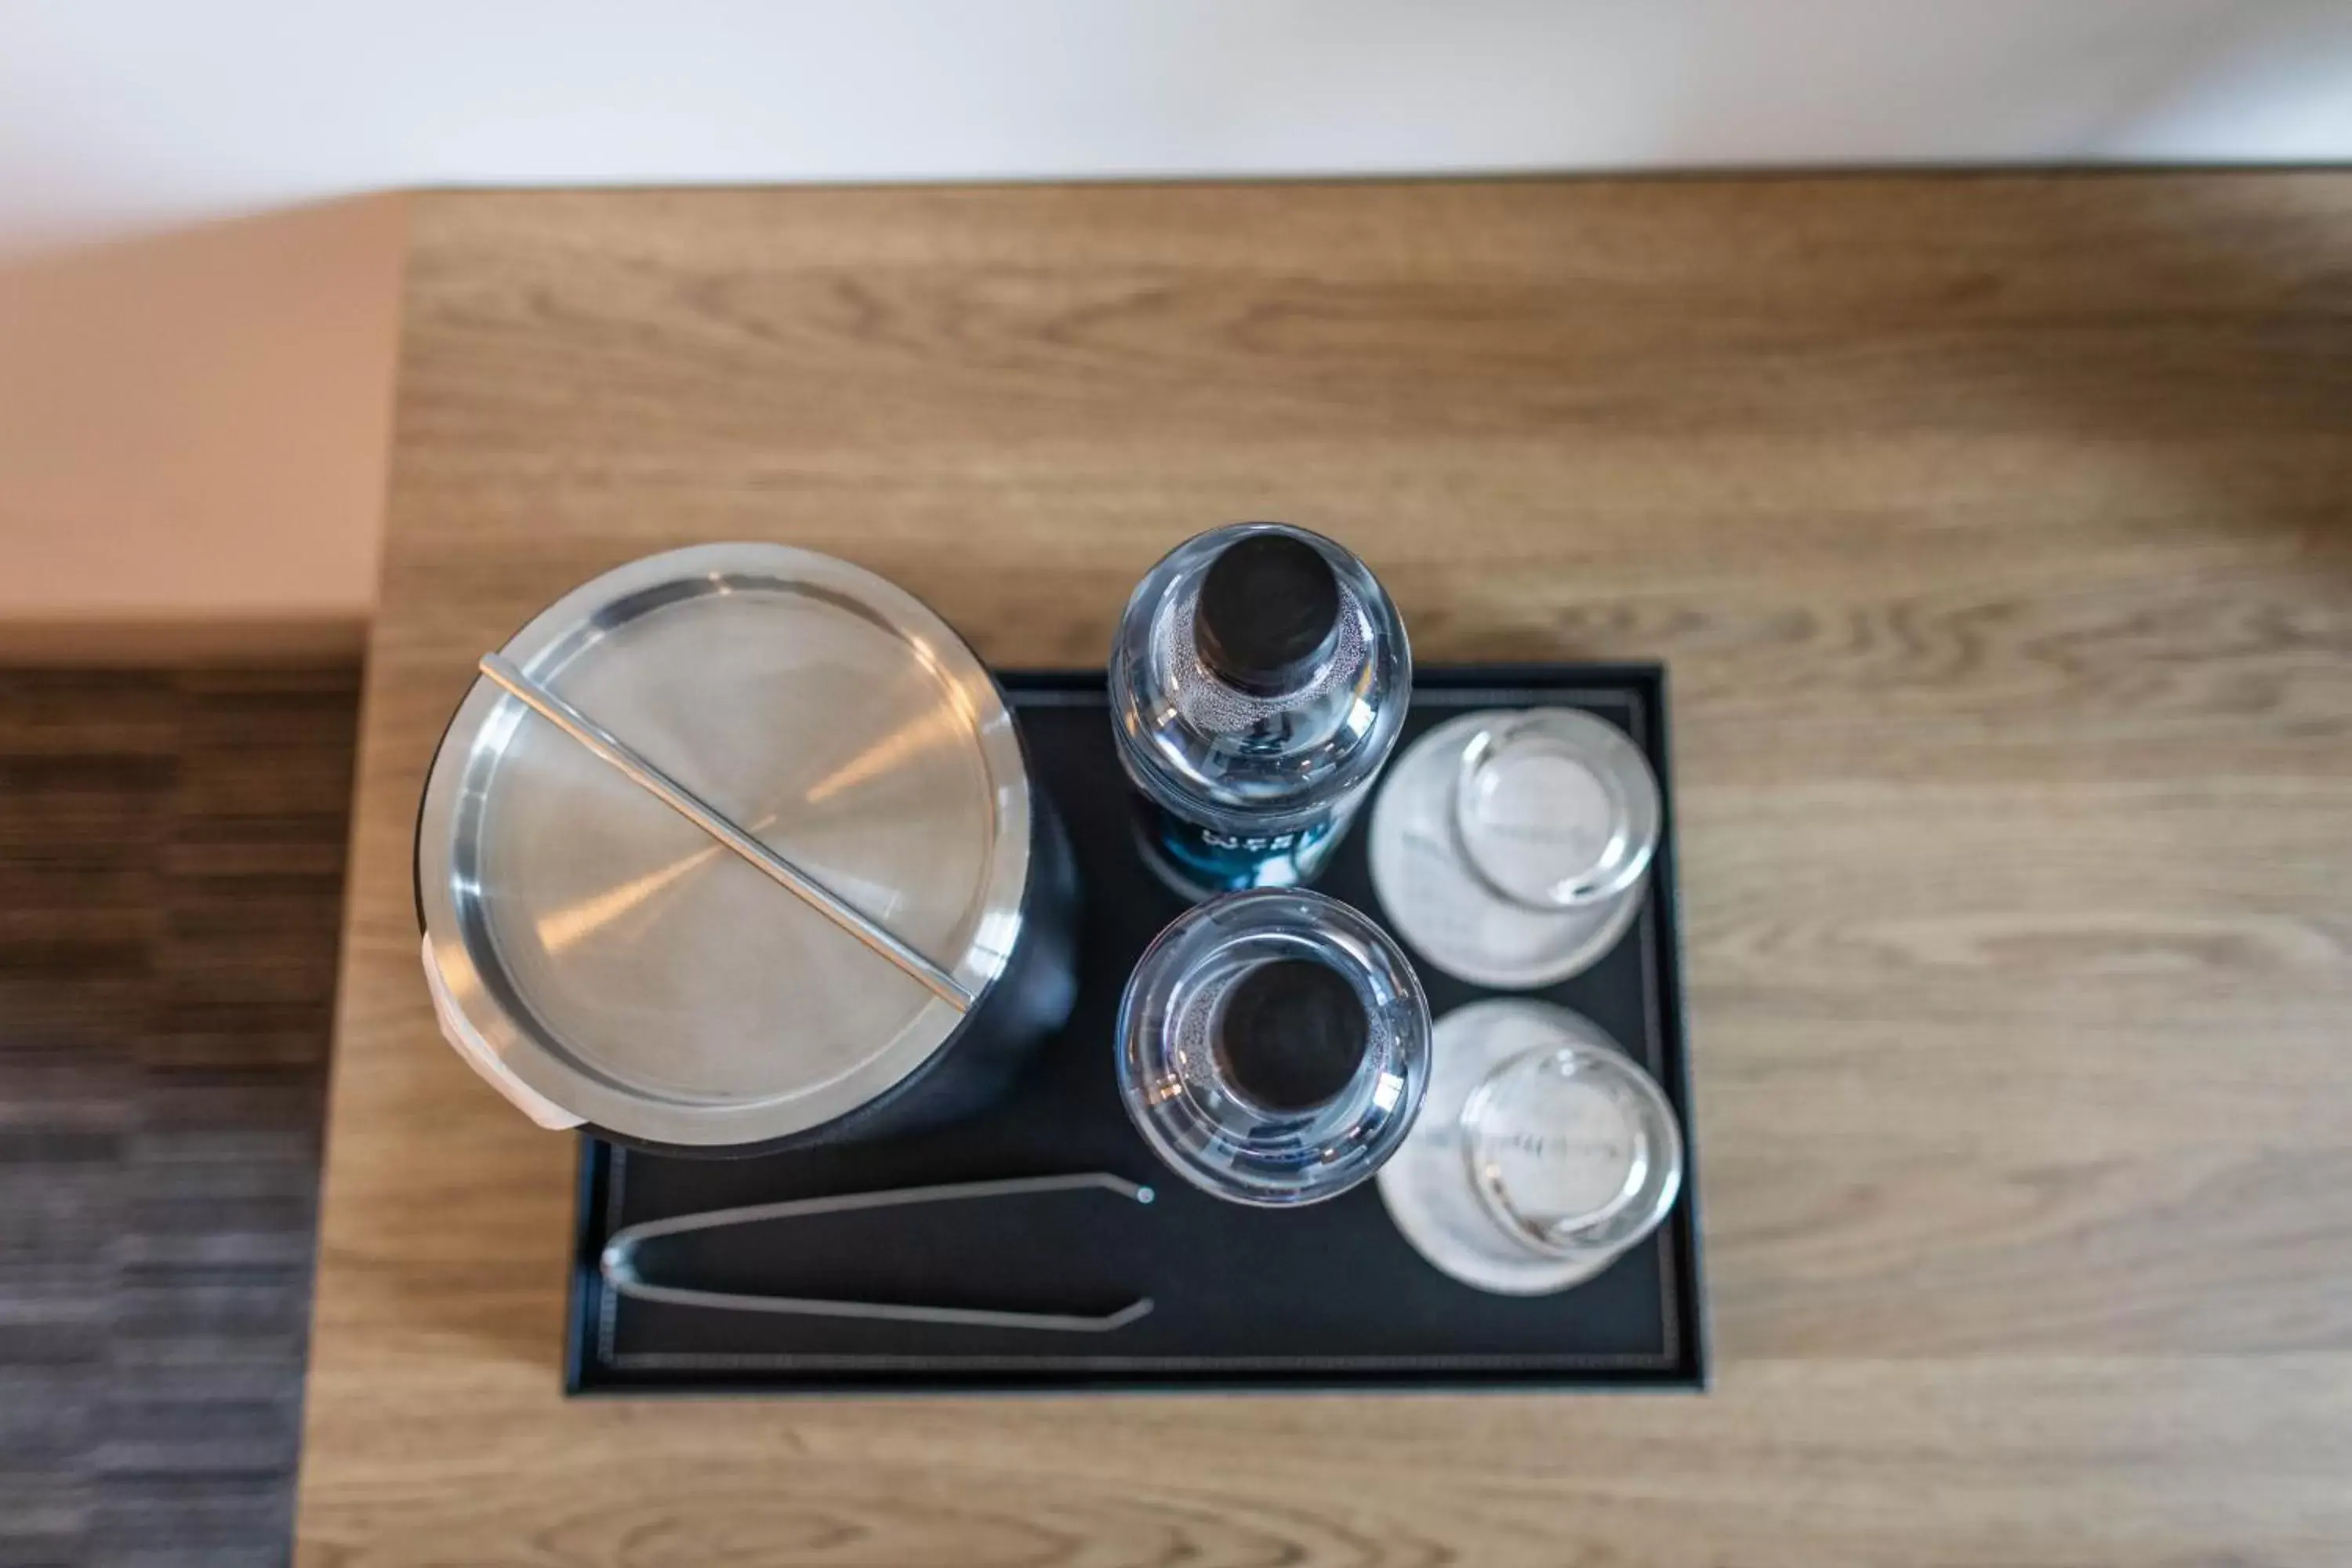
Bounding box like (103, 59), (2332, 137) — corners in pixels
(0, 666), (359, 1568)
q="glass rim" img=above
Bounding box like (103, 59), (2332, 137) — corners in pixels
(1449, 708), (1659, 912)
(1457, 1037), (1684, 1260)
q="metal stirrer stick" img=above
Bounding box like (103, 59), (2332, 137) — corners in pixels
(477, 652), (975, 1012)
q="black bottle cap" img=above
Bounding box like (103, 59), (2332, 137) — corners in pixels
(1213, 958), (1370, 1112)
(1192, 531), (1342, 696)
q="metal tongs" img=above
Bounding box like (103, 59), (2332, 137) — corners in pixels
(599, 1172), (1158, 1333)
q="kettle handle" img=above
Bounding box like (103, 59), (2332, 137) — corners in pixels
(419, 935), (584, 1131)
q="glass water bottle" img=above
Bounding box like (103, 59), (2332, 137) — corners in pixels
(1117, 889), (1431, 1207)
(1109, 523), (1411, 898)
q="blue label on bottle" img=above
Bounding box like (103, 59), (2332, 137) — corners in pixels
(1136, 800), (1345, 898)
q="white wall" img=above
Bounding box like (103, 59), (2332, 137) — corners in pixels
(6, 0), (2352, 253)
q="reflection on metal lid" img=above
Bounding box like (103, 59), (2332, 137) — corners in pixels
(416, 543), (1034, 1148)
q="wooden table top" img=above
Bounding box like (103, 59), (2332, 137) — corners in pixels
(299, 175), (2352, 1566)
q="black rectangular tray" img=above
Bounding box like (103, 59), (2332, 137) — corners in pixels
(566, 665), (1704, 1393)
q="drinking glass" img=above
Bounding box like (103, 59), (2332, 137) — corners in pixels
(1377, 998), (1682, 1293)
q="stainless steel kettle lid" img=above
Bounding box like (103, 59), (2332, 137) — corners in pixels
(416, 543), (1033, 1147)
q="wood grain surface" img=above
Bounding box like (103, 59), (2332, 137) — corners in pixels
(299, 175), (2352, 1566)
